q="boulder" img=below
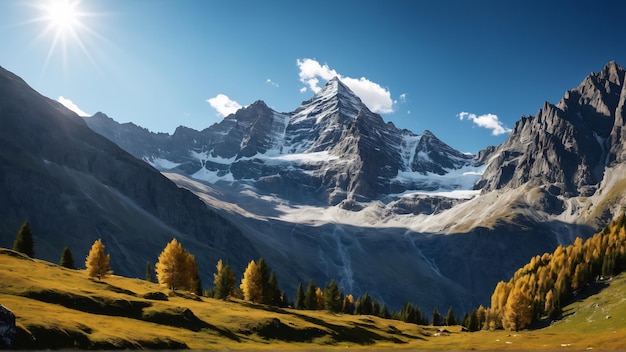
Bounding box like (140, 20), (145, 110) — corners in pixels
(0, 304), (16, 348)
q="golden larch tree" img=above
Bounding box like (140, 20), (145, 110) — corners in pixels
(315, 287), (324, 310)
(85, 239), (112, 280)
(503, 286), (532, 331)
(155, 238), (199, 292)
(240, 260), (263, 302)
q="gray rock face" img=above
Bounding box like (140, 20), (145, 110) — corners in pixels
(0, 305), (16, 349)
(86, 77), (480, 205)
(478, 61), (626, 196)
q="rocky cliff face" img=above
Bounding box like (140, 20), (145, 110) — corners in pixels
(478, 61), (626, 197)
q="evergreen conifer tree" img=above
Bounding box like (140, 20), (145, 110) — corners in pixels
(445, 306), (457, 326)
(432, 307), (443, 326)
(145, 261), (154, 282)
(59, 246), (75, 269)
(304, 279), (317, 310)
(379, 303), (389, 319)
(257, 258), (271, 304)
(267, 272), (282, 306)
(213, 259), (236, 300)
(295, 282), (305, 309)
(13, 220), (34, 257)
(323, 279), (342, 312)
(372, 300), (381, 317)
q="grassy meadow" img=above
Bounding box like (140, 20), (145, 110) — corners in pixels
(1, 247), (625, 350)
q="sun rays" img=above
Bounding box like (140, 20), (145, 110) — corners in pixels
(28, 0), (102, 73)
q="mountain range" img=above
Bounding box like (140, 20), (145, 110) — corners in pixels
(1, 61), (625, 314)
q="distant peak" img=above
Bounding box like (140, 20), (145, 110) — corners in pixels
(597, 60), (624, 86)
(422, 130), (436, 137)
(315, 76), (361, 102)
(91, 111), (109, 119)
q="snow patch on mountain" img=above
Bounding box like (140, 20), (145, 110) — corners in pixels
(399, 134), (422, 170)
(144, 157), (181, 170)
(394, 163), (485, 190)
(191, 167), (234, 183)
(190, 149), (236, 165)
(251, 150), (339, 164)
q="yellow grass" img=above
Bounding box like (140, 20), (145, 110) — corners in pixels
(1, 248), (626, 349)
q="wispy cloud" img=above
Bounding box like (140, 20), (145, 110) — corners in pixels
(58, 96), (90, 117)
(458, 111), (512, 135)
(266, 78), (279, 88)
(296, 58), (394, 114)
(206, 94), (242, 117)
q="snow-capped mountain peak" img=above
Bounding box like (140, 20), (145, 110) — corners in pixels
(291, 77), (366, 126)
(85, 76), (483, 205)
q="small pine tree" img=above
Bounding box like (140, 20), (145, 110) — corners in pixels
(267, 272), (282, 306)
(445, 306), (457, 326)
(85, 239), (112, 280)
(355, 293), (373, 315)
(13, 220), (34, 258)
(295, 282), (305, 310)
(323, 279), (342, 312)
(59, 246), (75, 269)
(257, 258), (271, 304)
(304, 279), (317, 310)
(379, 303), (390, 319)
(372, 300), (381, 317)
(213, 259), (236, 300)
(146, 261), (154, 282)
(432, 307), (443, 326)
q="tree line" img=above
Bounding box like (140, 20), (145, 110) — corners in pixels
(17, 212), (626, 332)
(10, 223), (458, 325)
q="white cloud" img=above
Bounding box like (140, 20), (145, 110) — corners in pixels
(296, 58), (394, 114)
(458, 111), (512, 136)
(399, 93), (407, 103)
(57, 96), (90, 117)
(266, 78), (279, 87)
(206, 94), (242, 117)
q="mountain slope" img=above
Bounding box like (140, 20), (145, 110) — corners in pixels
(0, 65), (257, 281)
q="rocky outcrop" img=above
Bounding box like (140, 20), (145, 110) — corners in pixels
(478, 61), (626, 197)
(0, 305), (16, 349)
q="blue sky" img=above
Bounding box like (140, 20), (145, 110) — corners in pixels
(1, 0), (626, 153)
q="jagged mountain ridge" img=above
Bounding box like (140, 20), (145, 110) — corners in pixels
(0, 65), (257, 283)
(478, 61), (626, 199)
(85, 77), (481, 205)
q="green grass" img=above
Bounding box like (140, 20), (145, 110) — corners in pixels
(1, 248), (626, 349)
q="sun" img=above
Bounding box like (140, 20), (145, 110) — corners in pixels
(46, 0), (79, 32)
(29, 0), (101, 71)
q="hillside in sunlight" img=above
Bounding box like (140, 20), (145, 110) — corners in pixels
(1, 247), (626, 350)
